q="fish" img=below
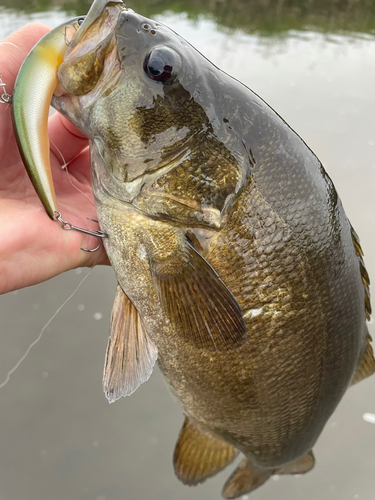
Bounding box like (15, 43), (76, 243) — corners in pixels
(12, 15), (86, 219)
(14, 0), (375, 497)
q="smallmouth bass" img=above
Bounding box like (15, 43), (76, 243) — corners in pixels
(15, 0), (375, 497)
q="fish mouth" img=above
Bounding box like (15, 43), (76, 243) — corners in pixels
(68, 0), (124, 56)
(57, 0), (125, 96)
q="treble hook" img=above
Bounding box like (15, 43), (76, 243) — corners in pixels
(54, 212), (108, 252)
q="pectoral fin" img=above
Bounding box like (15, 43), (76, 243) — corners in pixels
(174, 416), (237, 485)
(152, 241), (247, 352)
(103, 284), (158, 403)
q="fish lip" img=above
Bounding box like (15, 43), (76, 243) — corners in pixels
(66, 0), (125, 56)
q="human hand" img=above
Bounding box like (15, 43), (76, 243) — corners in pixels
(0, 23), (110, 295)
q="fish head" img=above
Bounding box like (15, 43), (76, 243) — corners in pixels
(53, 0), (252, 228)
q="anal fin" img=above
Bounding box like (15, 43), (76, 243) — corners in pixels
(351, 334), (375, 385)
(221, 451), (315, 498)
(222, 458), (272, 499)
(103, 284), (158, 403)
(173, 416), (237, 485)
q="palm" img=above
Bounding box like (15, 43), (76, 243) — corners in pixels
(0, 23), (109, 294)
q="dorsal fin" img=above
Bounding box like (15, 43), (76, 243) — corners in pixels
(103, 284), (158, 402)
(351, 333), (375, 385)
(350, 224), (371, 320)
(173, 416), (237, 485)
(349, 225), (374, 385)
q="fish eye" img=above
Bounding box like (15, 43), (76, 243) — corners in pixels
(78, 17), (85, 26)
(144, 47), (182, 84)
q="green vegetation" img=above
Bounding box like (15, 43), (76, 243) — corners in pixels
(1, 0), (374, 35)
(125, 0), (375, 36)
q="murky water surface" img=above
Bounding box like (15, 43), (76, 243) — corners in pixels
(1, 1), (375, 499)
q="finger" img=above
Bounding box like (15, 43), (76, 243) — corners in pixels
(49, 111), (89, 167)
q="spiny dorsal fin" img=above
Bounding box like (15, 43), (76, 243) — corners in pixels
(173, 416), (237, 485)
(103, 284), (158, 403)
(350, 224), (371, 320)
(277, 450), (315, 474)
(222, 458), (272, 499)
(152, 241), (247, 352)
(351, 333), (375, 385)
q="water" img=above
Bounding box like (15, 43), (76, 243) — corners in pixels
(1, 1), (375, 499)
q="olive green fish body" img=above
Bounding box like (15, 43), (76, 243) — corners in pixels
(52, 1), (374, 496)
(93, 98), (367, 467)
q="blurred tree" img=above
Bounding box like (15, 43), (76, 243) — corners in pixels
(0, 0), (374, 36)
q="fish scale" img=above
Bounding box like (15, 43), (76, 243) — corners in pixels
(13, 0), (375, 496)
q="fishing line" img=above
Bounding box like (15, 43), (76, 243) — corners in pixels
(0, 266), (96, 390)
(64, 151), (96, 207)
(50, 135), (95, 207)
(49, 134), (67, 167)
